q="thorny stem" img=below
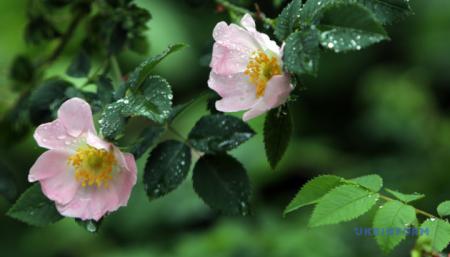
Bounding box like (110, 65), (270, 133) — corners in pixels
(379, 194), (437, 219)
(215, 0), (275, 28)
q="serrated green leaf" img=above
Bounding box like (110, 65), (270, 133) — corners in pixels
(349, 174), (383, 192)
(373, 200), (416, 252)
(99, 102), (126, 140)
(437, 201), (450, 217)
(66, 50), (91, 78)
(144, 140), (191, 199)
(122, 75), (173, 123)
(385, 188), (425, 203)
(7, 184), (63, 226)
(358, 0), (413, 24)
(319, 3), (389, 52)
(284, 175), (343, 215)
(127, 43), (186, 89)
(309, 185), (378, 227)
(420, 219), (450, 252)
(283, 29), (320, 76)
(127, 126), (165, 159)
(10, 55), (34, 83)
(188, 114), (255, 154)
(264, 106), (293, 169)
(193, 154), (251, 216)
(274, 0), (302, 41)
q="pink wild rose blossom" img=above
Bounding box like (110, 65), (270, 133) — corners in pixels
(29, 97), (137, 221)
(208, 14), (293, 121)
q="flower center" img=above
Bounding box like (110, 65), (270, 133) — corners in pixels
(244, 51), (282, 98)
(68, 146), (116, 188)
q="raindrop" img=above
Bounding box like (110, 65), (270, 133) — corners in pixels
(430, 218), (436, 222)
(327, 42), (334, 48)
(86, 221), (97, 232)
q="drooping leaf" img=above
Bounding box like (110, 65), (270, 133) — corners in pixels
(358, 0), (413, 24)
(349, 174), (383, 192)
(193, 154), (251, 216)
(66, 50), (91, 78)
(385, 188), (425, 203)
(127, 44), (186, 88)
(7, 184), (63, 226)
(283, 29), (320, 76)
(144, 140), (191, 199)
(188, 114), (255, 154)
(128, 126), (165, 159)
(309, 185), (378, 227)
(420, 219), (450, 252)
(372, 200), (416, 252)
(318, 3), (389, 52)
(274, 0), (302, 41)
(284, 175), (343, 215)
(437, 201), (450, 218)
(264, 106), (293, 169)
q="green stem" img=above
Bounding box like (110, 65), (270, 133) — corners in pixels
(379, 194), (436, 219)
(167, 126), (201, 158)
(215, 0), (275, 27)
(110, 56), (123, 86)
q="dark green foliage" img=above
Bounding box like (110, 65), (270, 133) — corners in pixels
(0, 159), (17, 202)
(127, 44), (186, 89)
(144, 140), (192, 199)
(128, 126), (166, 159)
(28, 78), (73, 125)
(9, 55), (34, 84)
(284, 29), (320, 77)
(188, 114), (255, 154)
(193, 154), (251, 215)
(263, 105), (293, 169)
(274, 0), (302, 41)
(25, 16), (61, 45)
(66, 50), (91, 78)
(7, 184), (63, 226)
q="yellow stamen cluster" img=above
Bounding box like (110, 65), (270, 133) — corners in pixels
(68, 146), (116, 188)
(244, 51), (282, 98)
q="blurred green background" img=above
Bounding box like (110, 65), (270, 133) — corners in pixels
(1, 0), (450, 256)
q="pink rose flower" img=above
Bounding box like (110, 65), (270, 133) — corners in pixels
(29, 98), (137, 221)
(208, 14), (293, 121)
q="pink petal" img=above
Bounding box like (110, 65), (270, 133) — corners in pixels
(40, 165), (79, 205)
(240, 14), (256, 31)
(86, 132), (110, 150)
(208, 72), (256, 98)
(212, 22), (259, 54)
(215, 94), (258, 112)
(28, 150), (71, 182)
(55, 151), (137, 221)
(56, 186), (119, 221)
(58, 98), (96, 137)
(113, 153), (137, 206)
(34, 120), (77, 151)
(210, 43), (249, 75)
(243, 74), (292, 121)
